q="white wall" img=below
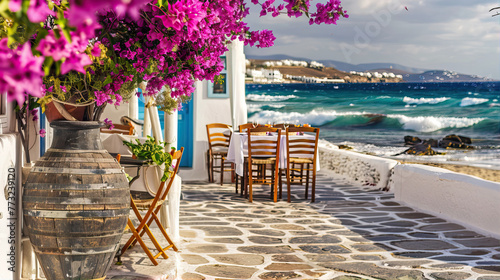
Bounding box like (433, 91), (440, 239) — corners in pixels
(318, 142), (500, 238)
(391, 164), (500, 239)
(0, 134), (19, 280)
(318, 141), (398, 190)
(178, 81), (231, 181)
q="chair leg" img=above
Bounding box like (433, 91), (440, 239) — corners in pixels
(206, 152), (211, 182)
(235, 174), (239, 194)
(124, 219), (159, 266)
(243, 163), (248, 197)
(287, 166), (291, 203)
(248, 163), (253, 202)
(272, 165), (278, 203)
(231, 163), (235, 183)
(278, 169), (283, 200)
(220, 157), (225, 186)
(150, 211), (177, 252)
(305, 164), (310, 200)
(311, 168), (316, 203)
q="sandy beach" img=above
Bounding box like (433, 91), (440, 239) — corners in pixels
(399, 161), (500, 183)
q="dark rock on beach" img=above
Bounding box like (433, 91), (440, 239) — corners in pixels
(396, 144), (444, 156)
(404, 136), (422, 146)
(403, 134), (474, 151)
(439, 135), (473, 149)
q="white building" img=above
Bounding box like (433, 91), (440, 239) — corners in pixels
(3, 40), (248, 279)
(309, 61), (325, 69)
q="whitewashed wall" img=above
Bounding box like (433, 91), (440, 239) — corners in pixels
(319, 141), (500, 239)
(0, 134), (18, 280)
(318, 140), (398, 190)
(391, 164), (500, 239)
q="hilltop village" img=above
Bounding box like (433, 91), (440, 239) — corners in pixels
(246, 59), (404, 84)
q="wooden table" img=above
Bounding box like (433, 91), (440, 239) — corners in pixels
(226, 132), (320, 176)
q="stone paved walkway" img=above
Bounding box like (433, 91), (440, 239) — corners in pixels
(177, 171), (500, 280)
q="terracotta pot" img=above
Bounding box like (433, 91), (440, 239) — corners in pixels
(44, 99), (91, 122)
(23, 121), (129, 280)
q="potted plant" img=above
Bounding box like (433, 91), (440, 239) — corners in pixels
(123, 135), (174, 182)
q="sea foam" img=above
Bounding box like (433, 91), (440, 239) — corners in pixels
(246, 94), (297, 102)
(460, 97), (489, 107)
(403, 96), (450, 105)
(249, 110), (340, 126)
(391, 115), (485, 132)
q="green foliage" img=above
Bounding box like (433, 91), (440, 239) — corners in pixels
(123, 136), (174, 181)
(155, 86), (192, 114)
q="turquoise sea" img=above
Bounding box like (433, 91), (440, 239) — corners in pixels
(246, 82), (500, 168)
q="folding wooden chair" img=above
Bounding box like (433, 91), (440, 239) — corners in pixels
(120, 147), (184, 265)
(206, 123), (234, 185)
(100, 122), (135, 135)
(285, 127), (319, 202)
(246, 127), (281, 202)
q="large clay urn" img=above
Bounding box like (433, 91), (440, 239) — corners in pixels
(23, 121), (129, 280)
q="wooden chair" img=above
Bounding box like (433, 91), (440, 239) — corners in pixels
(246, 127), (281, 202)
(119, 148), (184, 265)
(285, 127), (319, 202)
(100, 122), (135, 135)
(238, 123), (255, 132)
(206, 123), (234, 185)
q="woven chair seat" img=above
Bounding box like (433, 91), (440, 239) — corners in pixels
(211, 148), (228, 155)
(252, 158), (276, 164)
(133, 198), (166, 210)
(290, 157), (313, 164)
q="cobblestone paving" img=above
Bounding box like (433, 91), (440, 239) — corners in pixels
(178, 172), (500, 280)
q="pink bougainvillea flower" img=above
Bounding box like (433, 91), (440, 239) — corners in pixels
(60, 52), (92, 75)
(156, 0), (206, 33)
(0, 39), (44, 104)
(8, 0), (22, 12)
(39, 129), (46, 138)
(27, 0), (55, 23)
(36, 31), (71, 61)
(113, 0), (151, 20)
(91, 42), (101, 57)
(104, 118), (114, 130)
(31, 109), (39, 122)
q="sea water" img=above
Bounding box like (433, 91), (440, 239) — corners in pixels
(246, 82), (500, 169)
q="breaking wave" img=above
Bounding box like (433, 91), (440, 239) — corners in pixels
(246, 94), (297, 102)
(460, 97), (489, 107)
(403, 96), (450, 105)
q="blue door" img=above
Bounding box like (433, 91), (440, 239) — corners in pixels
(177, 98), (193, 167)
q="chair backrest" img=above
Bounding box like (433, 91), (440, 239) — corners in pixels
(206, 123), (232, 152)
(247, 127), (281, 161)
(100, 123), (135, 135)
(158, 147), (184, 201)
(285, 126), (319, 163)
(238, 123), (255, 133)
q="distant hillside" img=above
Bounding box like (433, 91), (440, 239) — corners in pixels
(246, 54), (427, 74)
(402, 70), (493, 82)
(246, 54), (496, 82)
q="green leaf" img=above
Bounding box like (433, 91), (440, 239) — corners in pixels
(103, 75), (113, 86)
(43, 57), (54, 76)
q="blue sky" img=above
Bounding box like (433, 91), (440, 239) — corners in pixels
(244, 0), (500, 79)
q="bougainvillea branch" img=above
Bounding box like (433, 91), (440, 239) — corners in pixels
(0, 0), (348, 114)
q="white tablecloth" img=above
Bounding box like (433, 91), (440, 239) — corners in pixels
(226, 132), (320, 176)
(100, 133), (182, 242)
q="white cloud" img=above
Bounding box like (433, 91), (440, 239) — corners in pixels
(244, 1), (500, 78)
